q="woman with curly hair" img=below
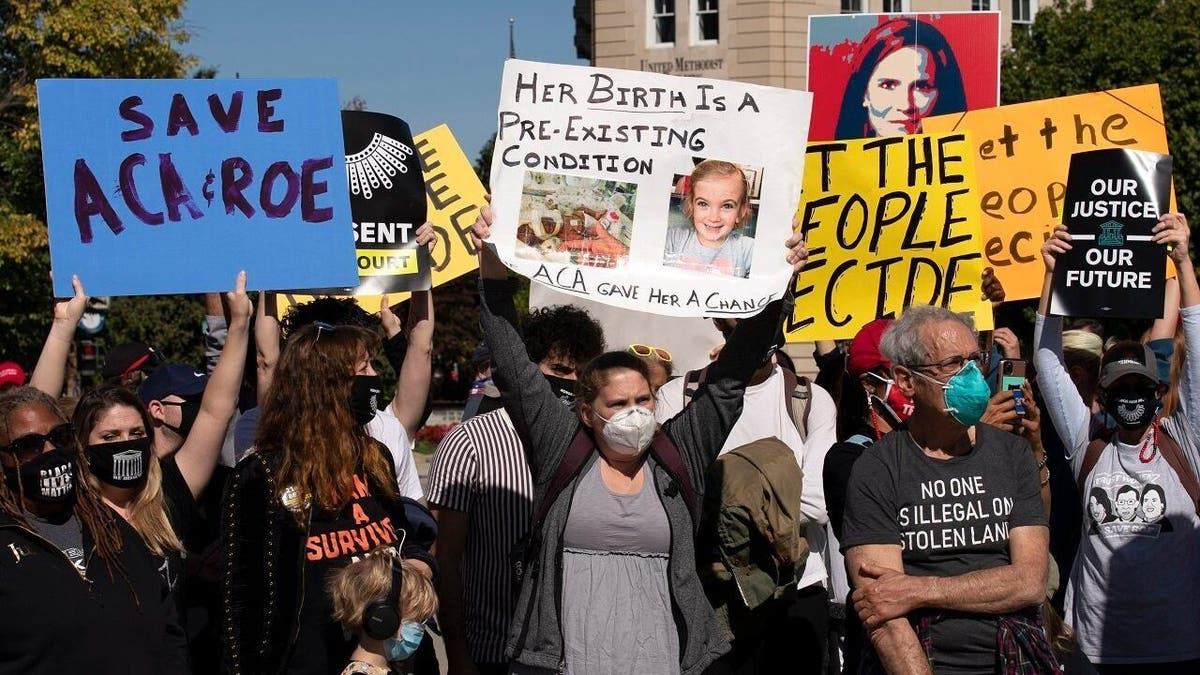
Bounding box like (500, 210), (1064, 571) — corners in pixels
(221, 321), (436, 675)
(0, 386), (187, 674)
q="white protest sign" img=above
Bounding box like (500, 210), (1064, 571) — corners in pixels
(488, 59), (812, 318)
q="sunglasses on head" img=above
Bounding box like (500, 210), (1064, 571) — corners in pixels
(628, 344), (672, 363)
(2, 423), (75, 462)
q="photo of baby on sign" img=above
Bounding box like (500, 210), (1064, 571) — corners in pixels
(515, 172), (639, 269)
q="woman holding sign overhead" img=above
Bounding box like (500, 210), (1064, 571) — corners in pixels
(471, 203), (809, 674)
(1036, 213), (1200, 672)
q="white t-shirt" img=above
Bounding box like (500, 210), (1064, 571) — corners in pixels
(655, 365), (838, 590)
(1036, 308), (1200, 664)
(366, 407), (424, 501)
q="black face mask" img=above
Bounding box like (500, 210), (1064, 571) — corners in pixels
(162, 397), (202, 440)
(86, 437), (153, 488)
(351, 375), (383, 426)
(1105, 390), (1158, 430)
(5, 448), (76, 504)
(543, 374), (577, 408)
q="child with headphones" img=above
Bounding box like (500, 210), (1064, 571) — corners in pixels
(329, 545), (438, 675)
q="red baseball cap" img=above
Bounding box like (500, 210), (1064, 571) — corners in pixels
(0, 361), (26, 387)
(847, 319), (894, 377)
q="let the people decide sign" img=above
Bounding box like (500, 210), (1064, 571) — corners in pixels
(486, 60), (812, 318)
(37, 78), (357, 296)
(1051, 148), (1172, 319)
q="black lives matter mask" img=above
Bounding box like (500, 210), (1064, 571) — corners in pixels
(7, 448), (76, 504)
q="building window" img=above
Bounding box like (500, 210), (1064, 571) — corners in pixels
(650, 0), (675, 46)
(1012, 0), (1035, 27)
(694, 0), (719, 43)
(840, 0), (867, 14)
(881, 0), (906, 11)
(971, 0), (994, 10)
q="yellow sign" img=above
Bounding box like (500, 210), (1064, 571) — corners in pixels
(786, 133), (993, 342)
(923, 84), (1172, 300)
(277, 124), (486, 314)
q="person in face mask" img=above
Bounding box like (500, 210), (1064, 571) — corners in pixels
(222, 321), (437, 675)
(329, 547), (438, 675)
(840, 305), (1057, 674)
(0, 386), (188, 675)
(471, 200), (808, 675)
(1035, 214), (1200, 671)
(73, 387), (191, 611)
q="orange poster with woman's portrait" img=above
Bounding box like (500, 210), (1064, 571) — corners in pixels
(806, 11), (1000, 142)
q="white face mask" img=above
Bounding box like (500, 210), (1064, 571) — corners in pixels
(596, 406), (656, 456)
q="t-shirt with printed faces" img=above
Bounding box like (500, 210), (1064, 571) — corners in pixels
(662, 227), (754, 278)
(841, 424), (1046, 675)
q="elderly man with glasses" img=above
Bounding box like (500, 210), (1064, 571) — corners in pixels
(840, 305), (1057, 675)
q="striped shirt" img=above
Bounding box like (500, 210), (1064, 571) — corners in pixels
(427, 408), (533, 665)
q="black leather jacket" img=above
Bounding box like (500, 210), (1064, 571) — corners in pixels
(219, 443), (436, 675)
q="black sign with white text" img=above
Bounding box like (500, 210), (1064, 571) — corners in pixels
(341, 111), (431, 294)
(1051, 148), (1172, 319)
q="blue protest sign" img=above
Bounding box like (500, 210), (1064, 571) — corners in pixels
(37, 78), (358, 297)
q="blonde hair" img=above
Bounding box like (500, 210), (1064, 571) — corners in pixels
(88, 456), (182, 556)
(329, 551), (438, 635)
(73, 387), (182, 557)
(1062, 329), (1103, 358)
(682, 159), (750, 224)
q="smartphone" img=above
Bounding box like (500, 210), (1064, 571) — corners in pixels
(1012, 388), (1028, 417)
(999, 359), (1027, 393)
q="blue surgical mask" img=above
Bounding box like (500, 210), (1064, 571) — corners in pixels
(384, 621), (425, 664)
(915, 360), (991, 427)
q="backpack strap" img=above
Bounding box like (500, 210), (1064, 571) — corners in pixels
(650, 434), (698, 522)
(682, 367), (708, 404)
(1155, 427), (1200, 516)
(1077, 439), (1110, 495)
(532, 430), (594, 528)
(780, 367), (812, 441)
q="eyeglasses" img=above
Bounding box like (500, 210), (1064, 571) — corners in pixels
(2, 423), (75, 462)
(910, 351), (986, 374)
(312, 320), (337, 342)
(628, 344), (673, 363)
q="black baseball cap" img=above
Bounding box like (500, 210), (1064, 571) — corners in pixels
(139, 364), (209, 404)
(102, 342), (163, 380)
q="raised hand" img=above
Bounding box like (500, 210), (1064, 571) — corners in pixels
(1040, 224), (1072, 273)
(981, 267), (1005, 304)
(1153, 212), (1191, 264)
(380, 294), (402, 338)
(54, 274), (88, 326)
(415, 222), (437, 252)
(226, 271), (253, 325)
(784, 232), (809, 274)
(993, 328), (1021, 360)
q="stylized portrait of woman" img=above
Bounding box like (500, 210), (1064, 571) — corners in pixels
(834, 18), (967, 139)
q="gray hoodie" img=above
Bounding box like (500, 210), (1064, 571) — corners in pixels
(480, 279), (793, 674)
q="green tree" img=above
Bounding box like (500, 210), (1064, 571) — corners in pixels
(1, 0), (202, 369)
(1003, 0), (1200, 216)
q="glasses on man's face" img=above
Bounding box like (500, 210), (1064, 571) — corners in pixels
(2, 423), (75, 463)
(628, 343), (673, 363)
(912, 351), (987, 376)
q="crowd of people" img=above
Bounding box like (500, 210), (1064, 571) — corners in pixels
(2, 185), (1197, 675)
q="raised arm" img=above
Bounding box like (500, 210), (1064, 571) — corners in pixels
(1156, 214), (1200, 437)
(175, 272), (252, 499)
(254, 292), (280, 403)
(663, 233), (807, 484)
(203, 293), (227, 376)
(1033, 225), (1091, 462)
(385, 224), (437, 437)
(30, 275), (86, 399)
(473, 205), (578, 480)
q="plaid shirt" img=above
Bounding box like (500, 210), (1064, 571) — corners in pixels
(862, 607), (1060, 675)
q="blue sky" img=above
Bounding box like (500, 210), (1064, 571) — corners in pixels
(182, 1), (588, 167)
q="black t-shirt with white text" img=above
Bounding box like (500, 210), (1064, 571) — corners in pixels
(841, 424), (1046, 674)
